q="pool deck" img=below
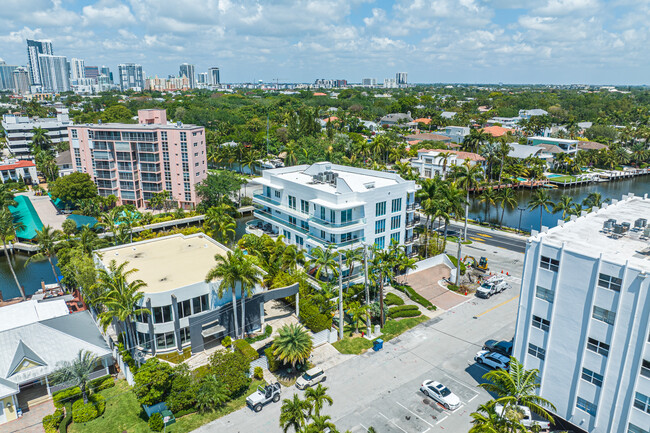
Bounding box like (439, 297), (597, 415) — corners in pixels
(17, 192), (66, 231)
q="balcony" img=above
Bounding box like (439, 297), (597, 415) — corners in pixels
(309, 215), (366, 229)
(307, 234), (365, 250)
(406, 215), (421, 228)
(254, 209), (309, 235)
(406, 203), (420, 211)
(253, 193), (282, 207)
(404, 233), (420, 244)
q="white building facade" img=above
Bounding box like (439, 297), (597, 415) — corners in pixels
(251, 162), (418, 265)
(2, 109), (72, 159)
(513, 194), (650, 433)
(411, 149), (485, 179)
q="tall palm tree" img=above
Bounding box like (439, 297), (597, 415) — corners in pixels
(478, 188), (497, 223)
(205, 250), (246, 338)
(307, 246), (339, 281)
(469, 401), (525, 433)
(582, 192), (607, 210)
(344, 247), (363, 285)
(204, 206), (236, 245)
(527, 189), (554, 232)
(279, 394), (311, 433)
(26, 225), (62, 283)
(236, 253), (262, 338)
(553, 195), (575, 221)
(282, 141), (299, 166)
(97, 260), (149, 351)
(304, 415), (337, 433)
(272, 323), (313, 368)
(371, 248), (393, 326)
(119, 210), (140, 243)
(49, 350), (98, 404)
(195, 374), (229, 413)
(480, 357), (556, 424)
(0, 208), (25, 299)
(30, 127), (52, 152)
(305, 384), (333, 417)
(451, 161), (484, 240)
(497, 188), (518, 228)
(347, 301), (369, 334)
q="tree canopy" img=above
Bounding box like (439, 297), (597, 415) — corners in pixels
(49, 172), (98, 204)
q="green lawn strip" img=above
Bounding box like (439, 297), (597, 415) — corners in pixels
(379, 316), (429, 342)
(69, 379), (265, 433)
(157, 347), (192, 364)
(332, 337), (374, 355)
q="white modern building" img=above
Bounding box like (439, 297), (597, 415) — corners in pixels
(513, 194), (650, 433)
(208, 67), (220, 86)
(2, 109), (72, 158)
(70, 58), (85, 81)
(37, 54), (70, 93)
(250, 162), (419, 265)
(26, 39), (53, 87)
(443, 126), (470, 143)
(118, 63), (144, 91)
(179, 63), (195, 89)
(411, 149), (485, 179)
(519, 108), (549, 119)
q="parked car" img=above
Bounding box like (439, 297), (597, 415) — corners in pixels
(296, 367), (326, 390)
(494, 404), (551, 430)
(475, 350), (510, 370)
(420, 380), (461, 410)
(246, 382), (281, 412)
(482, 339), (513, 357)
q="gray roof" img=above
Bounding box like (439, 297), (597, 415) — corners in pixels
(7, 340), (47, 377)
(0, 377), (18, 399)
(55, 150), (72, 166)
(508, 143), (543, 159)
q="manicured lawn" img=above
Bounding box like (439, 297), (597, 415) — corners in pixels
(69, 378), (265, 433)
(332, 336), (374, 354)
(157, 347), (192, 364)
(549, 175), (577, 182)
(379, 316), (430, 342)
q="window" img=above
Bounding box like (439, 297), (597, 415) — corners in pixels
(177, 299), (191, 319)
(375, 219), (386, 234)
(320, 207), (325, 220)
(581, 368), (603, 387)
(320, 230), (325, 239)
(528, 343), (545, 360)
(540, 256), (559, 272)
(330, 209), (335, 223)
(289, 216), (296, 225)
(71, 129), (77, 138)
(576, 397), (597, 416)
(300, 199), (309, 214)
(153, 305), (172, 323)
(598, 273), (622, 292)
(137, 331), (151, 351)
(424, 168), (432, 178)
(532, 315), (550, 331)
(535, 286), (554, 303)
(376, 201), (386, 217)
(156, 332), (175, 349)
(301, 220), (309, 231)
(592, 306), (616, 325)
(179, 327), (191, 345)
(274, 190), (281, 198)
(341, 209), (352, 223)
(288, 196), (296, 209)
(628, 423), (649, 433)
(634, 392), (650, 414)
(193, 294), (209, 314)
(137, 311), (149, 324)
(391, 232), (400, 244)
(642, 359), (650, 379)
(341, 232), (351, 242)
(296, 236), (304, 246)
(391, 215), (401, 230)
(586, 338), (609, 356)
(283, 230), (291, 241)
(392, 198), (402, 213)
(374, 236), (385, 249)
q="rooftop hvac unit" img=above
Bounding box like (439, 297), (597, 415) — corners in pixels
(622, 222), (631, 232)
(613, 224), (625, 234)
(645, 227), (650, 237)
(607, 218), (617, 225)
(603, 220), (614, 230)
(635, 218), (647, 228)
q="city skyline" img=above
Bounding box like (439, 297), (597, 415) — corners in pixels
(0, 1), (648, 85)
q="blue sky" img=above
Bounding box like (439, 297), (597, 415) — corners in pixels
(0, 0), (648, 85)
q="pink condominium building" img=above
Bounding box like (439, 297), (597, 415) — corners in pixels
(69, 109), (207, 209)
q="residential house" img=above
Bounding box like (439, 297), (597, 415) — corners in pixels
(379, 113), (413, 127)
(411, 149), (485, 179)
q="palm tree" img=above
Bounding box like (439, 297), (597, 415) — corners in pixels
(195, 374), (229, 413)
(30, 127), (52, 152)
(204, 206), (236, 245)
(480, 357), (556, 424)
(279, 394), (311, 433)
(451, 161), (484, 240)
(282, 141), (299, 166)
(304, 384), (333, 417)
(527, 189), (554, 232)
(26, 225), (62, 283)
(49, 350), (98, 404)
(96, 260), (149, 351)
(344, 247), (363, 285)
(272, 323), (313, 368)
(205, 250), (247, 338)
(497, 188), (518, 228)
(307, 246), (339, 281)
(347, 301), (369, 334)
(236, 253), (262, 338)
(119, 210), (140, 243)
(0, 208), (25, 300)
(469, 401), (525, 433)
(552, 195), (575, 221)
(582, 192), (607, 210)
(304, 415), (337, 433)
(478, 188), (497, 224)
(371, 248), (393, 326)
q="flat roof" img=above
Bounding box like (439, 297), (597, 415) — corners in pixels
(536, 195), (650, 269)
(95, 233), (229, 294)
(0, 299), (69, 332)
(74, 122), (202, 131)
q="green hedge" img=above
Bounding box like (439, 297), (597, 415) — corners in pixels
(42, 409), (64, 433)
(60, 403), (72, 433)
(447, 254), (466, 275)
(245, 325), (272, 343)
(388, 304), (419, 315)
(53, 387), (81, 408)
(148, 412), (164, 432)
(233, 339), (259, 362)
(71, 394), (105, 423)
(89, 376), (115, 392)
(389, 309), (422, 318)
(392, 283), (436, 311)
(299, 300), (333, 333)
(385, 293), (404, 306)
(264, 347), (280, 372)
(173, 407), (198, 418)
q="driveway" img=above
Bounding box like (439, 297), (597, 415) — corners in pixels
(398, 264), (468, 311)
(0, 400), (53, 433)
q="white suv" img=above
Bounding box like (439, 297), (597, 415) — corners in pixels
(475, 350), (510, 370)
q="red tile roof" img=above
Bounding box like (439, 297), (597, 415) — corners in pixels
(313, 92), (327, 96)
(413, 118), (432, 124)
(418, 149), (485, 162)
(0, 160), (36, 171)
(481, 126), (513, 137)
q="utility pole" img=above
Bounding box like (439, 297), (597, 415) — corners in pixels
(364, 244), (371, 336)
(338, 253), (344, 341)
(455, 235), (462, 286)
(517, 207), (526, 233)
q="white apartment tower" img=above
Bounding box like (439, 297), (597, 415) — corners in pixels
(396, 72), (407, 86)
(513, 194), (650, 433)
(250, 163), (418, 277)
(26, 39), (53, 86)
(70, 58), (86, 81)
(179, 63), (195, 88)
(208, 67), (220, 86)
(36, 54), (70, 93)
(118, 63), (144, 91)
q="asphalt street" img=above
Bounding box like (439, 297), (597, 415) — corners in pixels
(195, 245), (525, 433)
(446, 222), (527, 253)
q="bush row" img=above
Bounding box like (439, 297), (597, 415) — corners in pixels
(392, 283), (436, 311)
(71, 394), (105, 424)
(265, 347), (280, 372)
(387, 304), (419, 314)
(233, 339), (259, 362)
(89, 376), (115, 392)
(245, 325), (273, 343)
(384, 293), (404, 306)
(60, 403), (72, 433)
(42, 408), (64, 433)
(53, 387), (81, 409)
(389, 309), (422, 319)
(299, 300), (332, 333)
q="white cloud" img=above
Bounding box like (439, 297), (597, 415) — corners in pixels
(82, 2), (136, 26)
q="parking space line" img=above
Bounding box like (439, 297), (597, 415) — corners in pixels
(450, 402), (465, 414)
(468, 394), (478, 402)
(396, 401), (434, 427)
(423, 428), (430, 433)
(436, 415), (448, 424)
(359, 423), (367, 430)
(377, 410), (408, 433)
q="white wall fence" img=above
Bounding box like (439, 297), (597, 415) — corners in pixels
(311, 328), (338, 347)
(409, 253), (457, 282)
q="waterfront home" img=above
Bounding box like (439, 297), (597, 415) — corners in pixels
(379, 112), (413, 127)
(527, 136), (578, 155)
(518, 108), (548, 119)
(411, 149), (485, 180)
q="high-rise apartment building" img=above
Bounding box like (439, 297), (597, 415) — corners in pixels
(37, 54), (70, 93)
(70, 58), (85, 81)
(179, 63), (195, 88)
(69, 109), (207, 209)
(84, 65), (100, 82)
(2, 109), (72, 158)
(197, 72), (208, 85)
(0, 61), (18, 91)
(513, 194), (650, 433)
(12, 67), (30, 95)
(208, 67), (220, 86)
(384, 78), (397, 89)
(396, 72), (407, 86)
(118, 63), (144, 91)
(26, 39), (53, 86)
(100, 66), (113, 83)
(362, 78), (377, 87)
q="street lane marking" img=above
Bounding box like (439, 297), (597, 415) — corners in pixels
(436, 415), (448, 424)
(377, 410), (408, 433)
(476, 233), (492, 238)
(470, 237), (484, 242)
(396, 401), (434, 427)
(475, 295), (519, 318)
(423, 428), (430, 433)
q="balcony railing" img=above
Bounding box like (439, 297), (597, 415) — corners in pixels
(309, 215), (366, 229)
(253, 193), (282, 207)
(254, 209), (309, 235)
(406, 203), (420, 211)
(404, 233), (420, 244)
(308, 234), (365, 249)
(406, 215), (421, 228)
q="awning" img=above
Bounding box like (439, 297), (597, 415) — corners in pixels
(311, 198), (365, 210)
(201, 324), (226, 338)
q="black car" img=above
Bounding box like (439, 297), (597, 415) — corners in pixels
(483, 339), (513, 357)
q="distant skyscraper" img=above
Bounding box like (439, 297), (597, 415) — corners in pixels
(208, 67), (220, 86)
(179, 63), (195, 88)
(0, 61), (18, 91)
(197, 72), (208, 84)
(12, 67), (30, 94)
(70, 58), (85, 81)
(396, 72), (407, 86)
(362, 78), (377, 87)
(26, 39), (53, 86)
(37, 54), (70, 92)
(118, 63), (144, 91)
(384, 78), (397, 89)
(100, 66), (113, 83)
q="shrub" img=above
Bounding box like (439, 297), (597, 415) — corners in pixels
(42, 409), (64, 433)
(71, 394), (105, 423)
(446, 254), (466, 275)
(148, 412), (164, 432)
(167, 364), (198, 413)
(254, 366), (264, 380)
(388, 305), (419, 315)
(264, 347), (280, 372)
(368, 302), (388, 324)
(233, 339), (259, 362)
(173, 407), (197, 418)
(134, 358), (173, 405)
(384, 293), (404, 306)
(60, 403), (72, 433)
(209, 350), (251, 398)
(89, 376), (114, 392)
(221, 336), (232, 348)
(392, 283), (436, 311)
(53, 387), (81, 409)
(389, 310), (422, 319)
(299, 300), (332, 333)
(446, 284), (460, 292)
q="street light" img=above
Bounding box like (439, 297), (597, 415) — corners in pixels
(517, 207), (526, 234)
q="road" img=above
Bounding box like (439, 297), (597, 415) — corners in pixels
(195, 246), (524, 433)
(446, 222), (527, 253)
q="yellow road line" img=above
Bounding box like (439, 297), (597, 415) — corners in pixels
(476, 233), (492, 238)
(470, 237), (484, 242)
(475, 295), (520, 318)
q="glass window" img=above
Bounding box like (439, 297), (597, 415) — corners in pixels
(296, 236), (304, 246)
(527, 343), (545, 360)
(179, 327), (191, 345)
(535, 286), (554, 303)
(592, 306), (616, 325)
(137, 311), (149, 324)
(192, 294), (209, 314)
(628, 423), (649, 433)
(634, 393), (650, 414)
(177, 299), (191, 319)
(392, 198), (402, 213)
(391, 232), (400, 244)
(330, 209), (335, 223)
(642, 359), (650, 379)
(156, 332), (175, 349)
(376, 201), (386, 217)
(153, 305), (172, 323)
(275, 190), (281, 198)
(532, 315), (550, 331)
(598, 273), (622, 292)
(586, 338), (609, 357)
(341, 209), (352, 223)
(288, 196), (296, 209)
(375, 219), (386, 234)
(581, 368), (603, 387)
(540, 256), (559, 272)
(576, 397), (597, 416)
(137, 331), (151, 351)
(391, 215), (401, 230)
(374, 236), (385, 249)
(301, 199), (309, 214)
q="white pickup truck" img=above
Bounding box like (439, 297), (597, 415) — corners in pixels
(494, 404), (551, 430)
(476, 278), (510, 298)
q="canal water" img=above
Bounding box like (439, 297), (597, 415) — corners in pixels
(469, 176), (650, 233)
